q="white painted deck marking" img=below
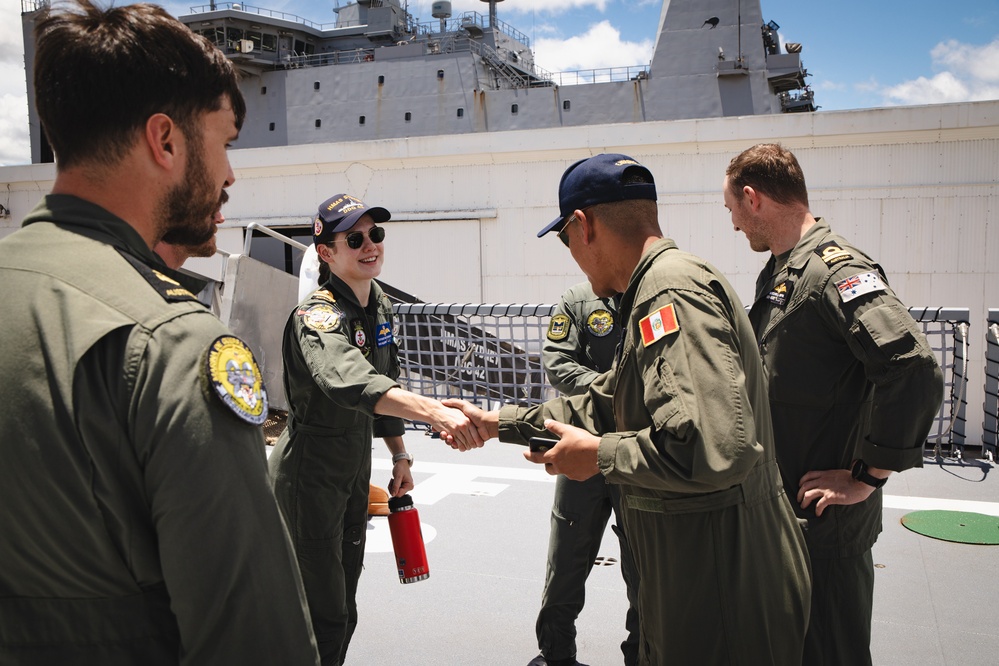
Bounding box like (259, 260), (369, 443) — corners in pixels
(365, 519), (437, 554)
(373, 458), (999, 517)
(882, 495), (999, 517)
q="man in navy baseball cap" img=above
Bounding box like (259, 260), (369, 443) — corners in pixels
(445, 151), (811, 665)
(538, 153), (657, 238)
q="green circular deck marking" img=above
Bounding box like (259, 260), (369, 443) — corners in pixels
(900, 510), (999, 545)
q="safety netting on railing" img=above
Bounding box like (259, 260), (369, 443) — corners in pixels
(909, 308), (969, 457)
(981, 309), (999, 463)
(392, 303), (558, 415)
(390, 302), (970, 450)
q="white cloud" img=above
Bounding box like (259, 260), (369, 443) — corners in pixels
(882, 37), (999, 105)
(931, 38), (999, 84)
(0, 2), (29, 166)
(854, 77), (881, 93)
(0, 90), (31, 166)
(817, 80), (846, 92)
(533, 20), (653, 73)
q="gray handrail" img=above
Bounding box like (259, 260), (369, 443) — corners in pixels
(242, 221), (309, 256)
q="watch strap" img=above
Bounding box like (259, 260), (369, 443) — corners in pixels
(392, 452), (414, 466)
(852, 459), (886, 489)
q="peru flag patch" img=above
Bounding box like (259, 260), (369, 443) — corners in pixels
(639, 303), (679, 347)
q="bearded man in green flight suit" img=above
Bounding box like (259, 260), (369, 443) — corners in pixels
(442, 153), (812, 665)
(0, 1), (319, 663)
(724, 143), (944, 666)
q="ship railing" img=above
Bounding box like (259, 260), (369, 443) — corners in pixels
(544, 65), (651, 87)
(186, 3), (343, 30)
(414, 11), (531, 49)
(779, 87), (817, 113)
(21, 0), (49, 13)
(280, 47), (377, 68)
(981, 309), (999, 462)
(472, 41), (530, 89)
(911, 308), (969, 459)
(391, 303), (558, 415)
(389, 303), (970, 451)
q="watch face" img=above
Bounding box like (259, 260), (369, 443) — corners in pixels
(851, 459), (865, 479)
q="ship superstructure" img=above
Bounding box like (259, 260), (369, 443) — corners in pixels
(21, 0), (815, 159)
(177, 0), (814, 150)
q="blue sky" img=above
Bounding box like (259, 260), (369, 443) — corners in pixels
(2, 0), (997, 164)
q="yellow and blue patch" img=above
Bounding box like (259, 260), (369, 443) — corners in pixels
(204, 335), (268, 425)
(376, 322), (393, 347)
(586, 309), (615, 337)
(547, 314), (571, 341)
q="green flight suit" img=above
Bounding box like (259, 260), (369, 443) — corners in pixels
(749, 218), (943, 666)
(539, 282), (640, 665)
(269, 274), (405, 666)
(501, 239), (811, 666)
(0, 195), (319, 666)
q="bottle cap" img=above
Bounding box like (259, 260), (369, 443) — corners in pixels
(388, 494), (414, 511)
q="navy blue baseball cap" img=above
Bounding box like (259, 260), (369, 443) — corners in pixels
(538, 153), (657, 238)
(313, 193), (391, 244)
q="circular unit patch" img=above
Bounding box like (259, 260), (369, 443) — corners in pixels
(587, 309), (615, 337)
(301, 304), (341, 332)
(205, 335), (268, 425)
(900, 510), (999, 545)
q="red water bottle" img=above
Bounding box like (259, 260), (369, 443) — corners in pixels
(387, 494), (430, 584)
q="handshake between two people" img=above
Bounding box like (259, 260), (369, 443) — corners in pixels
(430, 399), (602, 482)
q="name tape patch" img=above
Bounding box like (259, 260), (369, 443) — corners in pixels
(766, 281), (791, 307)
(376, 322), (393, 347)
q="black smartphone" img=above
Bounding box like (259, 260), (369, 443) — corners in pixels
(529, 437), (558, 453)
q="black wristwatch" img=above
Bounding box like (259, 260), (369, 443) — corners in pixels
(851, 459), (887, 489)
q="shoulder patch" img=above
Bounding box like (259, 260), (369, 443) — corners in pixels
(547, 314), (571, 341)
(204, 335), (268, 425)
(586, 309), (615, 337)
(118, 249), (199, 303)
(639, 303), (679, 347)
(312, 289), (337, 304)
(835, 271), (887, 303)
(815, 242), (853, 267)
(298, 303), (342, 332)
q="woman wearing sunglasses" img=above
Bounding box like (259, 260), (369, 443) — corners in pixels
(269, 193), (483, 665)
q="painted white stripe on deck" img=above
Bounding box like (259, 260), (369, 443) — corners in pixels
(882, 495), (999, 517)
(373, 458), (999, 517)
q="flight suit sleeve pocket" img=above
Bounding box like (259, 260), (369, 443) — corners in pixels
(852, 303), (925, 375)
(642, 356), (692, 440)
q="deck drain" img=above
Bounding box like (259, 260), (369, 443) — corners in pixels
(900, 510), (999, 545)
(593, 556), (618, 567)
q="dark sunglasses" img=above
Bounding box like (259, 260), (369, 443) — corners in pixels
(557, 215), (578, 248)
(332, 225), (386, 249)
